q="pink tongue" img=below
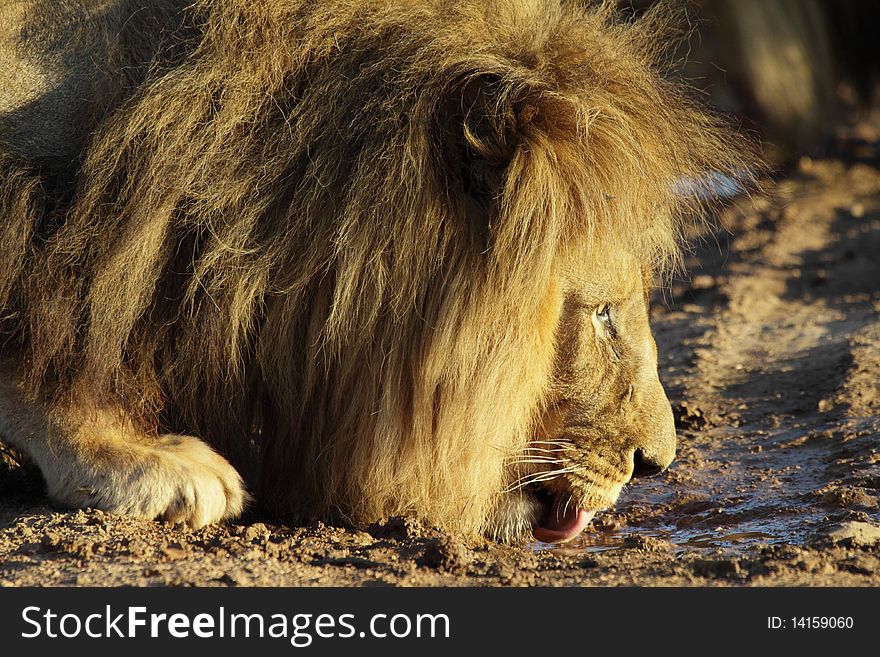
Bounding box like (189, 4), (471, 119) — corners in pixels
(532, 507), (595, 544)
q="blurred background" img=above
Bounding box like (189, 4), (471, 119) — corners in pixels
(623, 0), (879, 164)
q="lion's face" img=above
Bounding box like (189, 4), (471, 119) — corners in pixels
(496, 251), (677, 543)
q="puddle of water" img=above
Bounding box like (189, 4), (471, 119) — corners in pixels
(678, 530), (776, 549)
(529, 530), (653, 555)
(531, 524), (783, 555)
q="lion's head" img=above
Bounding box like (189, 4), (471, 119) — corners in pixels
(493, 252), (677, 542)
(2, 0), (752, 541)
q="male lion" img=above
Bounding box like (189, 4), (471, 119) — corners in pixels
(0, 0), (749, 541)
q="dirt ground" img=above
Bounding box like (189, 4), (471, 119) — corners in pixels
(0, 122), (878, 588)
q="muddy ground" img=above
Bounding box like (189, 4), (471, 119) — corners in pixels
(0, 122), (878, 587)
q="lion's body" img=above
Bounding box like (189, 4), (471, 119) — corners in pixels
(0, 0), (749, 539)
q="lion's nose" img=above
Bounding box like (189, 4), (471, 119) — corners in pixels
(631, 447), (669, 478)
(628, 374), (677, 479)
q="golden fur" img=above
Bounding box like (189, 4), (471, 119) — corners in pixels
(0, 0), (751, 539)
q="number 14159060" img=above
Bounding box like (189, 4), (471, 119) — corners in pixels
(768, 616), (853, 629)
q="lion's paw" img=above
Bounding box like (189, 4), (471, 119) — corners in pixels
(48, 434), (248, 528)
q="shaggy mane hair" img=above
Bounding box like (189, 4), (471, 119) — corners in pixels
(0, 0), (750, 534)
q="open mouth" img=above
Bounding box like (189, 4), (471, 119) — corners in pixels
(529, 484), (595, 544)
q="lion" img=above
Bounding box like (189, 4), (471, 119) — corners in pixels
(0, 0), (751, 542)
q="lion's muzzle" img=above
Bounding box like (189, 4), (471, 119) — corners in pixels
(627, 375), (677, 480)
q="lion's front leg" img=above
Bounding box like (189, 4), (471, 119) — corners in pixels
(0, 378), (247, 528)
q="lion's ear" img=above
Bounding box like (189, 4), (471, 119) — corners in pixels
(441, 74), (529, 227)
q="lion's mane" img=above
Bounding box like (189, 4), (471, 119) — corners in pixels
(0, 0), (750, 534)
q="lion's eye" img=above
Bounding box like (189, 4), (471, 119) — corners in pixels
(593, 304), (614, 336)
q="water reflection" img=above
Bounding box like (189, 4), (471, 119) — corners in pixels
(530, 526), (779, 555)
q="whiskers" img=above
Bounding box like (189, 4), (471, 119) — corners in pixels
(502, 440), (591, 494)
